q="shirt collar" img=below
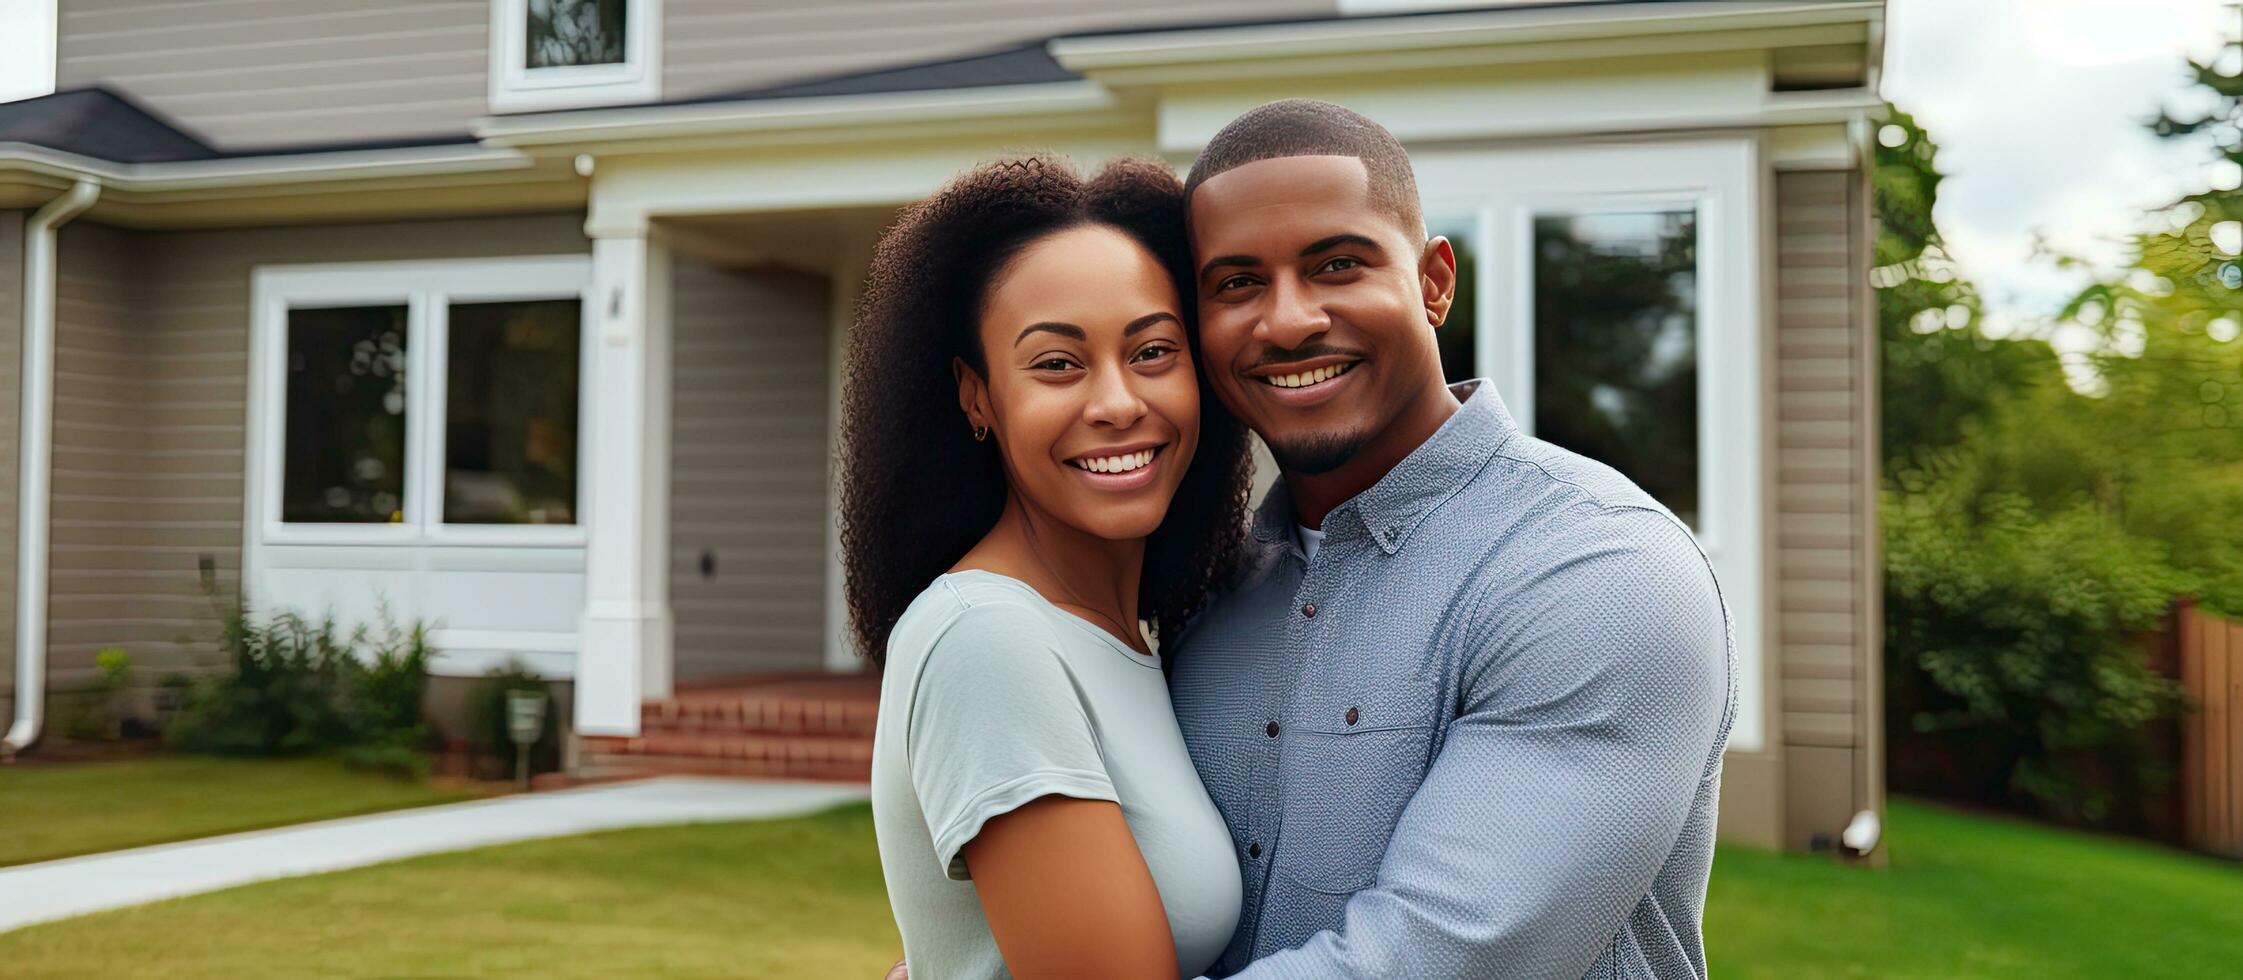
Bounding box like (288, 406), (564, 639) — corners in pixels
(1249, 379), (1517, 556)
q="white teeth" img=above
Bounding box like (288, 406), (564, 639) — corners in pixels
(1261, 361), (1356, 388)
(1075, 449), (1155, 475)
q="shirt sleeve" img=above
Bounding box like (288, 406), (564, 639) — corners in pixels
(1231, 505), (1736, 979)
(906, 599), (1119, 881)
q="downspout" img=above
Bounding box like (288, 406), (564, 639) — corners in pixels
(3, 178), (100, 758)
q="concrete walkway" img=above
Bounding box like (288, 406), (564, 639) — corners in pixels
(0, 776), (869, 934)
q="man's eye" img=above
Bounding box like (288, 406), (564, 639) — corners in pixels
(1216, 275), (1257, 292)
(1319, 257), (1361, 274)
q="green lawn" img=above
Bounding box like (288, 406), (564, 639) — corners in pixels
(2, 796), (2237, 978)
(0, 753), (488, 867)
(1708, 800), (2243, 978)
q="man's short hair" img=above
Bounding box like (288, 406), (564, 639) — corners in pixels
(1183, 99), (1425, 242)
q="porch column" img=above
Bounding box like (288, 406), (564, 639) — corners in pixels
(577, 226), (675, 735)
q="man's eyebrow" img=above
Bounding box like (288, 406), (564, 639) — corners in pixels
(1124, 312), (1179, 336)
(1301, 233), (1381, 257)
(1014, 321), (1086, 346)
(1197, 254), (1259, 281)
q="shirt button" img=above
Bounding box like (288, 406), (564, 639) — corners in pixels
(1265, 720), (1280, 738)
(1248, 842), (1262, 859)
(1301, 602), (1318, 618)
(1345, 706), (1360, 726)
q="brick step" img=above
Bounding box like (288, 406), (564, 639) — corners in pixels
(643, 684), (880, 739)
(580, 750), (868, 783)
(583, 731), (872, 782)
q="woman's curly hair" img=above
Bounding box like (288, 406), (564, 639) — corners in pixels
(840, 155), (1255, 668)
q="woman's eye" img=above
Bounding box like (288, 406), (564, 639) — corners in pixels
(1132, 344), (1178, 364)
(1032, 357), (1079, 372)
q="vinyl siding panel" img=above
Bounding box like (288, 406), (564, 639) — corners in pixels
(661, 0), (1333, 100)
(667, 255), (831, 681)
(56, 0), (489, 148)
(43, 213), (586, 697)
(1774, 169), (1879, 847)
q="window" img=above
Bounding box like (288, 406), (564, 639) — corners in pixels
(1531, 211), (1700, 528)
(249, 258), (592, 544)
(490, 0), (660, 112)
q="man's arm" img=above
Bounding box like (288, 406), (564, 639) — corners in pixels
(1233, 507), (1734, 979)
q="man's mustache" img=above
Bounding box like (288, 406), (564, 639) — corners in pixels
(1245, 343), (1368, 372)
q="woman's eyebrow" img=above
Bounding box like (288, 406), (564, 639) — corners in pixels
(1014, 321), (1086, 346)
(1124, 312), (1180, 336)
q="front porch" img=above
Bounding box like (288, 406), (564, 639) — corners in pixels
(580, 672), (880, 782)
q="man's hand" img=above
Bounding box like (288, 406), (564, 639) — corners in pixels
(883, 958), (908, 980)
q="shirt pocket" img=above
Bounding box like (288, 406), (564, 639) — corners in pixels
(1277, 689), (1437, 895)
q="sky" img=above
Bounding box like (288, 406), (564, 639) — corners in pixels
(0, 0), (2230, 329)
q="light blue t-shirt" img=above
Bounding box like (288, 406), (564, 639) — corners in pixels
(871, 570), (1242, 979)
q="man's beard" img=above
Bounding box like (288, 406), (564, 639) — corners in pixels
(1264, 428), (1369, 476)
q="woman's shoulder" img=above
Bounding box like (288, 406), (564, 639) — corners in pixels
(887, 571), (1070, 671)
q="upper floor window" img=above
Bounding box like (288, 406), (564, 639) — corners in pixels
(490, 0), (661, 112)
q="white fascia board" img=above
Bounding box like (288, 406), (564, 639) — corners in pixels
(476, 80), (1118, 152)
(0, 141), (543, 194)
(1049, 1), (1881, 74)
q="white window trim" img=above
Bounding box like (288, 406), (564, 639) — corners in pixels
(1417, 138), (1767, 753)
(245, 256), (596, 552)
(489, 0), (662, 113)
(1338, 0), (1627, 14)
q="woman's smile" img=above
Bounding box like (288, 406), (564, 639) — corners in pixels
(1065, 443), (1168, 490)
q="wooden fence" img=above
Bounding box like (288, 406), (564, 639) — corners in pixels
(2178, 602), (2243, 858)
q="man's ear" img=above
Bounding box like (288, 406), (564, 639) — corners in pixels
(953, 356), (992, 435)
(1420, 235), (1458, 329)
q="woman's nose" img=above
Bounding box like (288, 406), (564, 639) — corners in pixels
(1083, 361), (1148, 429)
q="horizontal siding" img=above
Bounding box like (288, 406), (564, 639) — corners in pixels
(42, 213), (586, 696)
(1774, 170), (1874, 842)
(663, 0), (1333, 100)
(56, 0), (488, 148)
(668, 255), (831, 681)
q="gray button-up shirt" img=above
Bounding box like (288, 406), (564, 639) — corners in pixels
(1170, 381), (1736, 979)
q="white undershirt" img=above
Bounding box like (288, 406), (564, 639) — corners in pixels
(1297, 524), (1326, 563)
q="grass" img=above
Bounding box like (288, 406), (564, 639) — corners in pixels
(0, 753), (489, 867)
(1707, 799), (2243, 978)
(1, 794), (2236, 977)
(0, 804), (900, 980)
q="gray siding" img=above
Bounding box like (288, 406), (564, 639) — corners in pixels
(45, 213), (587, 697)
(56, 0), (491, 148)
(667, 255), (830, 681)
(56, 0), (1334, 150)
(664, 0), (1333, 100)
(1773, 169), (1880, 848)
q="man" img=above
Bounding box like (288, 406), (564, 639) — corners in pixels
(1167, 99), (1735, 978)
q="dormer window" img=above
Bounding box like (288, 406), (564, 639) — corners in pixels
(490, 0), (661, 112)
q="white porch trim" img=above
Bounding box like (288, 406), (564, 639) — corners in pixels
(576, 230), (676, 735)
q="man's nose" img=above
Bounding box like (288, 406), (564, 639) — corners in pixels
(1258, 276), (1330, 351)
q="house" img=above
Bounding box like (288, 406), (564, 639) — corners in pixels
(0, 0), (1886, 854)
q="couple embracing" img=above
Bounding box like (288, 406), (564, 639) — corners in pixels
(840, 100), (1736, 980)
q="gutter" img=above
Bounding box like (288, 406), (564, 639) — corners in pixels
(2, 178), (100, 759)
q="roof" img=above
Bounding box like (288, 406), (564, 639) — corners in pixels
(0, 2), (1867, 166)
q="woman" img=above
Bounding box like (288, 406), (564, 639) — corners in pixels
(842, 156), (1255, 979)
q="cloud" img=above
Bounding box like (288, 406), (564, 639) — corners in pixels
(1884, 0), (2229, 316)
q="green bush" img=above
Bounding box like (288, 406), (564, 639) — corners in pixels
(166, 599), (435, 779)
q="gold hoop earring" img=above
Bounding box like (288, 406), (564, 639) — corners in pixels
(973, 425), (989, 442)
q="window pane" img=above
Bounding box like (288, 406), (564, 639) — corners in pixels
(1532, 211), (1699, 527)
(445, 300), (581, 525)
(283, 306), (408, 524)
(526, 0), (627, 68)
(1429, 217), (1479, 385)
